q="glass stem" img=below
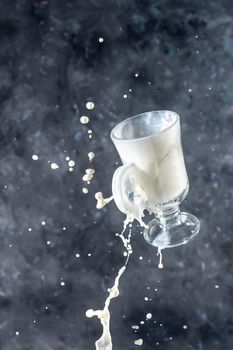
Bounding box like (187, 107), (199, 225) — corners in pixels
(156, 205), (181, 228)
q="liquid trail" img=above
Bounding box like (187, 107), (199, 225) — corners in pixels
(86, 226), (132, 350)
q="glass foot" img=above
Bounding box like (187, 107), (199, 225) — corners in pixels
(144, 212), (200, 249)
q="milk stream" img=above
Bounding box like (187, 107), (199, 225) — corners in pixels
(86, 225), (132, 350)
(157, 247), (163, 269)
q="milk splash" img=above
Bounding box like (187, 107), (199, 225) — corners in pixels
(157, 247), (163, 269)
(95, 192), (114, 209)
(86, 225), (132, 350)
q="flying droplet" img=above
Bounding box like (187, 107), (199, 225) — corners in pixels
(80, 116), (89, 124)
(68, 160), (75, 167)
(51, 163), (59, 170)
(86, 102), (94, 110)
(134, 338), (143, 346)
(88, 152), (95, 162)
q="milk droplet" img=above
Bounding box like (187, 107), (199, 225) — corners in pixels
(82, 168), (95, 182)
(123, 94), (127, 98)
(86, 102), (94, 110)
(41, 221), (46, 226)
(68, 160), (75, 167)
(99, 37), (104, 43)
(75, 253), (80, 258)
(65, 156), (70, 161)
(82, 188), (88, 194)
(95, 192), (113, 209)
(82, 173), (93, 182)
(134, 338), (143, 346)
(32, 154), (39, 160)
(86, 168), (95, 174)
(86, 309), (94, 318)
(88, 152), (95, 162)
(132, 325), (139, 330)
(146, 313), (152, 319)
(60, 281), (65, 286)
(80, 116), (89, 124)
(183, 325), (188, 329)
(51, 163), (59, 170)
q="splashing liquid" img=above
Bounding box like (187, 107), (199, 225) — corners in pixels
(82, 168), (95, 182)
(95, 192), (114, 209)
(157, 247), (163, 269)
(88, 152), (95, 162)
(86, 225), (132, 350)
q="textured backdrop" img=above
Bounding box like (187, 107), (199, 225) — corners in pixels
(0, 0), (233, 349)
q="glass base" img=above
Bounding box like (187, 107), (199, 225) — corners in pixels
(144, 212), (200, 249)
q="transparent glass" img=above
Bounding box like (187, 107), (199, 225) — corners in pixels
(110, 110), (200, 249)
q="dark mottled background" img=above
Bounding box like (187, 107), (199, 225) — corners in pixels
(0, 0), (233, 349)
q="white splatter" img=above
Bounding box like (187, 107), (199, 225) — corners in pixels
(157, 247), (163, 269)
(51, 163), (59, 170)
(80, 116), (89, 124)
(95, 192), (113, 209)
(86, 101), (94, 110)
(134, 339), (143, 346)
(68, 160), (75, 167)
(86, 225), (132, 350)
(88, 152), (95, 162)
(32, 154), (39, 160)
(83, 169), (95, 182)
(132, 325), (139, 330)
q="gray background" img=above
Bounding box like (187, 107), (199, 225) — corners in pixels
(0, 0), (232, 349)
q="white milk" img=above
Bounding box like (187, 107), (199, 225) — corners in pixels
(86, 225), (132, 350)
(111, 111), (188, 206)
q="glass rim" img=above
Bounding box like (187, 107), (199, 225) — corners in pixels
(110, 110), (180, 143)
